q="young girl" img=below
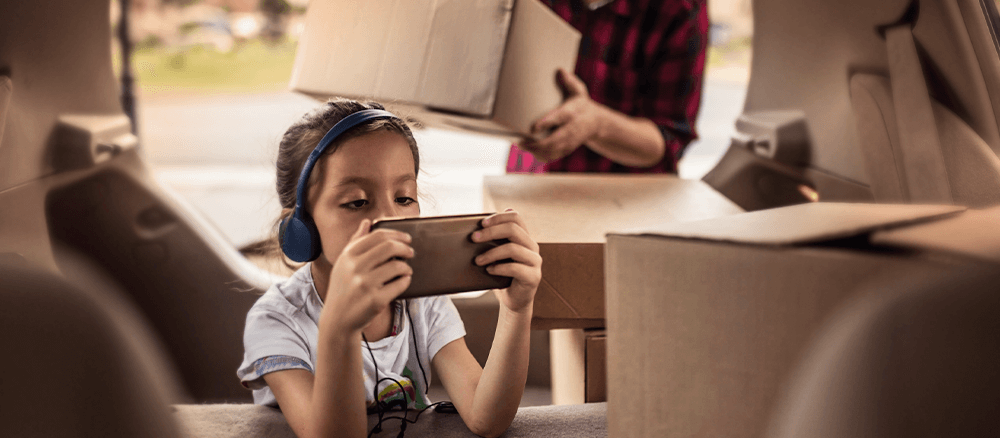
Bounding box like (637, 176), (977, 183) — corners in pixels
(237, 99), (542, 438)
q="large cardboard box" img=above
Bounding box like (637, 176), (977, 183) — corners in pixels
(603, 203), (1000, 438)
(483, 174), (743, 329)
(291, 0), (581, 137)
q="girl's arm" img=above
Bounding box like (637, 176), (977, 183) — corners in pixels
(262, 329), (365, 438)
(264, 220), (415, 438)
(434, 210), (542, 438)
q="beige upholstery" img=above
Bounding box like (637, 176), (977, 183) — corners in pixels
(850, 74), (907, 202)
(0, 257), (184, 437)
(851, 73), (1000, 207)
(884, 24), (954, 203)
(0, 75), (10, 147)
(174, 402), (607, 438)
(767, 266), (1000, 438)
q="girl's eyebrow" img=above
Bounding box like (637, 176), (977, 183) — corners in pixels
(334, 176), (370, 188)
(334, 174), (416, 188)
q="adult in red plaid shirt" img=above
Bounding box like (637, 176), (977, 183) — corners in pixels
(506, 0), (708, 174)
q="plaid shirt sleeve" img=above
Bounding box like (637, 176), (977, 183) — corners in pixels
(507, 0), (708, 174)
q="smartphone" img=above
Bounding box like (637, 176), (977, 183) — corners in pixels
(371, 213), (513, 298)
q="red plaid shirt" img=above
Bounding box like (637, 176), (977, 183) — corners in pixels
(506, 0), (708, 174)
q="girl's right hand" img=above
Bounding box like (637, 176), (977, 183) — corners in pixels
(321, 219), (414, 334)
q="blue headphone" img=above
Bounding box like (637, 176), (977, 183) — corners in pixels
(279, 108), (402, 262)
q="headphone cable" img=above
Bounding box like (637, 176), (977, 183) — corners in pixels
(406, 300), (430, 394)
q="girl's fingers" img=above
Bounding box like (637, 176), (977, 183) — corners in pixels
(355, 238), (414, 272)
(486, 261), (540, 285)
(347, 227), (412, 257)
(472, 221), (538, 252)
(373, 273), (412, 305)
(475, 242), (541, 268)
(482, 210), (529, 231)
(369, 259), (414, 288)
(354, 219), (371, 239)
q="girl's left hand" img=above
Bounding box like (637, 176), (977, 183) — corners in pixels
(471, 210), (542, 314)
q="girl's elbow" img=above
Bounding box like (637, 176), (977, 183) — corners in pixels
(468, 424), (506, 438)
(466, 416), (513, 438)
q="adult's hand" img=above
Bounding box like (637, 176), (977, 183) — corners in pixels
(521, 68), (606, 163)
(521, 68), (667, 168)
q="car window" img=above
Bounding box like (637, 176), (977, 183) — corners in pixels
(678, 0), (753, 180)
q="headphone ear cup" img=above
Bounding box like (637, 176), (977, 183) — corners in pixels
(279, 213), (322, 262)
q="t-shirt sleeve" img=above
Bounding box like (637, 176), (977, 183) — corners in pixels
(237, 301), (314, 390)
(643, 0), (709, 162)
(422, 296), (467, 361)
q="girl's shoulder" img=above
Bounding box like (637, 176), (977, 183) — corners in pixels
(249, 265), (317, 317)
(407, 295), (456, 313)
(406, 295), (463, 326)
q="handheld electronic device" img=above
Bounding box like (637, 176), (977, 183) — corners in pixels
(371, 213), (513, 298)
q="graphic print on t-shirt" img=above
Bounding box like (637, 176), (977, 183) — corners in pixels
(373, 366), (427, 410)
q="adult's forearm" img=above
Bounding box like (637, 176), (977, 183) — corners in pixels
(587, 105), (667, 168)
(467, 304), (533, 437)
(311, 328), (367, 438)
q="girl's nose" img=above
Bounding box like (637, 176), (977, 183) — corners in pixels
(372, 198), (403, 222)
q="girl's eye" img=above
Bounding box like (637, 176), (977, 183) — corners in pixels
(396, 197), (416, 206)
(342, 199), (368, 209)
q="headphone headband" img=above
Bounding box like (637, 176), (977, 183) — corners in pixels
(292, 108), (400, 217)
(280, 108), (401, 263)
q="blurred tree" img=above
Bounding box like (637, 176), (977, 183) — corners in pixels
(259, 0), (291, 42)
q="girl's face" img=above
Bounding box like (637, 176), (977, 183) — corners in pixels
(306, 130), (419, 269)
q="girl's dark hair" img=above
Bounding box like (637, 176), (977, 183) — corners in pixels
(242, 98), (419, 267)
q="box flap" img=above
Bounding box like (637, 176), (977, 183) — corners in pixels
(290, 0), (430, 103)
(491, 0), (581, 134)
(871, 205), (1000, 263)
(417, 0), (513, 115)
(484, 174), (743, 244)
(290, 0), (511, 116)
(617, 202), (964, 246)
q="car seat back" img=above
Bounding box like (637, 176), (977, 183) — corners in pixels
(0, 257), (184, 437)
(767, 264), (1000, 438)
(707, 0), (1000, 210)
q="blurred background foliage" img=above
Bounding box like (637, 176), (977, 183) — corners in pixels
(112, 0), (755, 96)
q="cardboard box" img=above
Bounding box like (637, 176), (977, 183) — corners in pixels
(291, 0), (581, 137)
(483, 174), (743, 329)
(550, 328), (607, 404)
(603, 202), (1000, 438)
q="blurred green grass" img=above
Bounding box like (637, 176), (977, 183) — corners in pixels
(707, 37), (752, 70)
(116, 34), (749, 96)
(123, 38), (298, 95)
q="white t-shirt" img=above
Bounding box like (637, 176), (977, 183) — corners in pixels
(237, 264), (466, 409)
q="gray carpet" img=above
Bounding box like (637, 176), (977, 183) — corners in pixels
(174, 402), (606, 438)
